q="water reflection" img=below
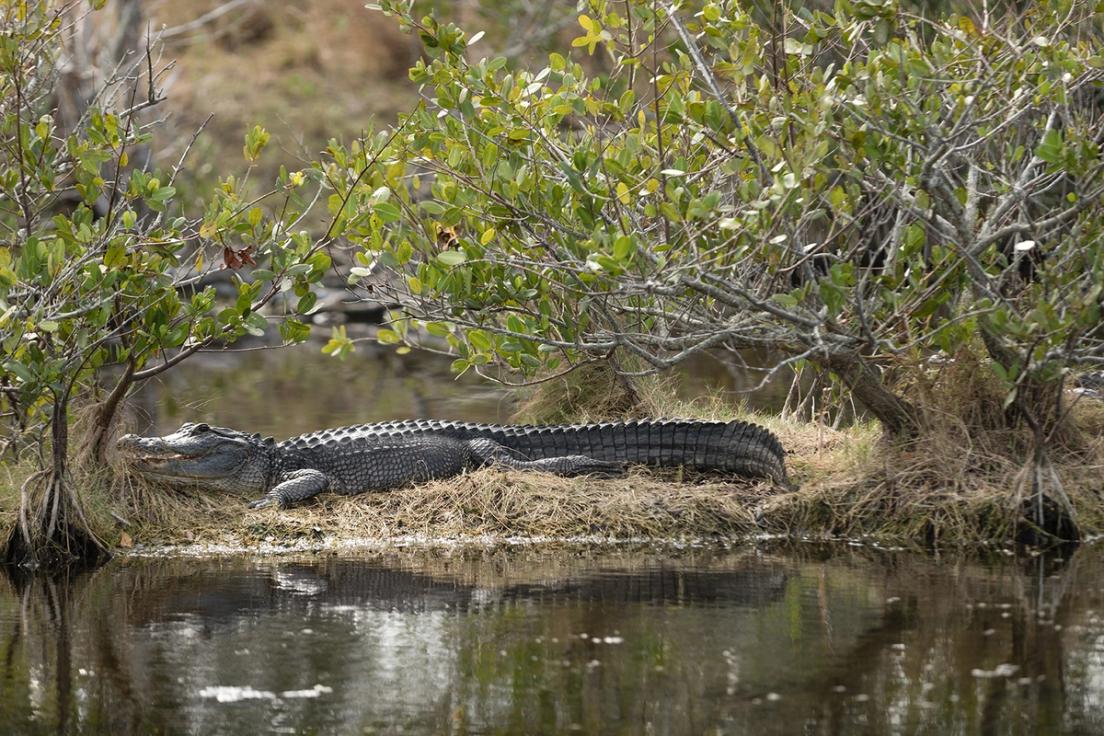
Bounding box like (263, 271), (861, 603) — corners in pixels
(4, 545), (1104, 734)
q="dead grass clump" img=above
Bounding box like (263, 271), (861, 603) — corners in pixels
(758, 352), (1104, 545)
(512, 362), (671, 424)
(1074, 395), (1104, 437)
(759, 431), (1104, 544)
(122, 468), (770, 548)
(0, 459), (28, 537)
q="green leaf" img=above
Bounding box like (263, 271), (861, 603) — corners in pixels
(436, 250), (467, 266)
(425, 322), (451, 337)
(244, 312), (268, 337)
(4, 360), (34, 384)
(279, 319), (311, 344)
(150, 186), (176, 203)
(374, 201), (402, 223)
(1036, 129), (1064, 165)
(783, 37), (813, 56)
(243, 124), (270, 162)
(467, 329), (492, 352)
(376, 328), (401, 344)
(297, 292), (318, 314)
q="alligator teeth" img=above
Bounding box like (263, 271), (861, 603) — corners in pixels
(137, 453), (195, 462)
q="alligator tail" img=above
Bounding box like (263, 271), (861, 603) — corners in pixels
(352, 418), (787, 483)
(467, 420), (785, 483)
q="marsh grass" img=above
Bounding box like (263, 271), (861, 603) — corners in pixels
(760, 354), (1104, 544)
(0, 460), (25, 537)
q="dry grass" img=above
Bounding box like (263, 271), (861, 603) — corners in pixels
(0, 460), (25, 535)
(123, 468), (771, 550)
(148, 0), (419, 203)
(511, 362), (666, 423)
(759, 352), (1104, 545)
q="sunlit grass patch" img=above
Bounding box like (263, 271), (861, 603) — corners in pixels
(122, 467), (768, 550)
(0, 460), (29, 536)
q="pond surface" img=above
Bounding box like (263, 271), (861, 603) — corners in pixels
(3, 543), (1104, 735)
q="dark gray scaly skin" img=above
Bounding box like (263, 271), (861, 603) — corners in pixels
(117, 419), (788, 509)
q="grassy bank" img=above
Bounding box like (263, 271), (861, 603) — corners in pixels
(3, 364), (1103, 555)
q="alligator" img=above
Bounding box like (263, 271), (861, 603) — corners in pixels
(117, 419), (787, 509)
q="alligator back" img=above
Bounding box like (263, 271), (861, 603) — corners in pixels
(283, 419), (787, 483)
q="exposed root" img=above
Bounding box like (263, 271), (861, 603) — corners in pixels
(3, 467), (108, 567)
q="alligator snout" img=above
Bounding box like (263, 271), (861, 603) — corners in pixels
(116, 433), (172, 457)
(116, 433), (147, 452)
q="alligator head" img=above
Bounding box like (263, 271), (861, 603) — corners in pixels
(117, 422), (275, 494)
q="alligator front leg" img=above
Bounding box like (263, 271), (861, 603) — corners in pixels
(466, 439), (624, 477)
(248, 469), (330, 509)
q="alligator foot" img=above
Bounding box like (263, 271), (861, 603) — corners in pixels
(541, 456), (625, 477)
(248, 469), (331, 509)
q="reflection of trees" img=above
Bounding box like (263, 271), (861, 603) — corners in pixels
(3, 547), (1104, 734)
(0, 550), (790, 734)
(1, 567), (120, 734)
(780, 548), (1087, 736)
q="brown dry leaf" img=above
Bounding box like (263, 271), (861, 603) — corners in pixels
(222, 244), (257, 269)
(119, 531), (134, 548)
(436, 225), (459, 249)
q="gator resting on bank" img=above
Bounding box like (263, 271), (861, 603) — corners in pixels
(117, 419), (788, 509)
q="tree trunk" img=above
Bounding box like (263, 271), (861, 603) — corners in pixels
(4, 394), (107, 567)
(89, 359), (135, 464)
(821, 351), (919, 437)
(978, 320), (1072, 442)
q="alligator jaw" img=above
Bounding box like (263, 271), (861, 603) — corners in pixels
(117, 434), (209, 475)
(133, 452), (199, 464)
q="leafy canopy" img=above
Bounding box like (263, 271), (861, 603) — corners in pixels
(337, 0), (1103, 418)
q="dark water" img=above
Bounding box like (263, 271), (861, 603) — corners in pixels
(129, 343), (788, 438)
(140, 346), (513, 437)
(3, 544), (1104, 735)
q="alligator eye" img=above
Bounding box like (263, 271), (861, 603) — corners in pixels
(195, 423), (210, 433)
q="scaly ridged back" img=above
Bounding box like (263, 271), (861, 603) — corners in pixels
(282, 419), (786, 483)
